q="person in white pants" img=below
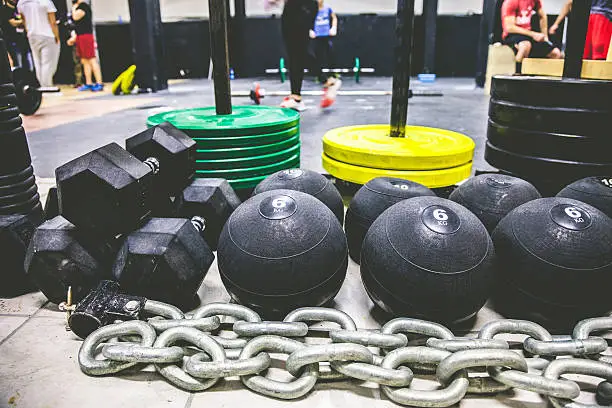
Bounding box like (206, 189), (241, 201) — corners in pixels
(17, 0), (60, 88)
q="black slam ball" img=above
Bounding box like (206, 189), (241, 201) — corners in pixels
(345, 177), (435, 264)
(557, 176), (612, 219)
(253, 169), (345, 225)
(492, 198), (612, 326)
(361, 196), (495, 323)
(218, 189), (348, 315)
(450, 174), (541, 232)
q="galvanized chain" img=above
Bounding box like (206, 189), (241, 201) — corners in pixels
(77, 303), (612, 406)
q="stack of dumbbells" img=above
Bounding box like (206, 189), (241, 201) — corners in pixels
(0, 31), (44, 296)
(16, 121), (241, 310)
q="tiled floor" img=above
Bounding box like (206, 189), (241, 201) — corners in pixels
(1, 262), (605, 408)
(0, 78), (606, 408)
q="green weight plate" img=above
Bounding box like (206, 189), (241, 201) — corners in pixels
(147, 106), (300, 137)
(226, 174), (271, 191)
(196, 143), (301, 170)
(196, 134), (300, 160)
(196, 154), (301, 180)
(194, 126), (299, 149)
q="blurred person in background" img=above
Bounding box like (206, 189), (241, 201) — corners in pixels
(1, 0), (27, 68)
(69, 0), (102, 91)
(310, 0), (341, 108)
(269, 0), (318, 111)
(17, 0), (60, 87)
(550, 0), (612, 59)
(501, 0), (563, 73)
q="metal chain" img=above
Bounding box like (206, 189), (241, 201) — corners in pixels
(77, 303), (612, 406)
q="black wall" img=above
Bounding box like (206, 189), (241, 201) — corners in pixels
(55, 13), (554, 84)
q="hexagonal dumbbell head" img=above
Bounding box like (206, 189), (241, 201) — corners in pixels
(56, 142), (155, 238)
(126, 122), (196, 198)
(24, 216), (119, 304)
(175, 178), (241, 250)
(112, 217), (215, 310)
(0, 214), (38, 296)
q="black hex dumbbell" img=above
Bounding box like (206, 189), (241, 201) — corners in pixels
(0, 213), (40, 296)
(24, 216), (120, 304)
(175, 178), (241, 250)
(112, 216), (215, 310)
(56, 122), (195, 238)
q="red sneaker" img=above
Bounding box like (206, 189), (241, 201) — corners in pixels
(320, 78), (342, 108)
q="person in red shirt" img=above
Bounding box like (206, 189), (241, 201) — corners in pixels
(502, 0), (563, 65)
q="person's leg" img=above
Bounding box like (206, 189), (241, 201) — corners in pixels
(28, 35), (44, 86)
(325, 38), (336, 82)
(91, 58), (103, 84)
(589, 14), (612, 60)
(38, 37), (60, 87)
(583, 14), (596, 59)
(546, 47), (563, 59)
(73, 48), (83, 86)
(515, 40), (532, 62)
(82, 59), (93, 85)
(313, 37), (326, 83)
(13, 43), (24, 69)
(285, 32), (308, 100)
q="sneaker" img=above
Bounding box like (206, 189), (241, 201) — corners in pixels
(280, 97), (307, 112)
(321, 78), (342, 108)
(91, 83), (104, 92)
(78, 84), (93, 92)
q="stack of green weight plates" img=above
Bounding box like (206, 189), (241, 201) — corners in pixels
(147, 106), (301, 191)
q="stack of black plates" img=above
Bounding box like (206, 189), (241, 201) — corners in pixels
(485, 75), (612, 195)
(0, 82), (42, 220)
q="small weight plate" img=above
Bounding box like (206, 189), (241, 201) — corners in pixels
(0, 115), (22, 132)
(0, 192), (40, 215)
(487, 120), (610, 162)
(0, 83), (16, 96)
(322, 154), (472, 188)
(0, 184), (37, 206)
(196, 143), (301, 170)
(193, 126), (299, 149)
(492, 75), (612, 110)
(0, 106), (20, 121)
(0, 93), (18, 108)
(15, 80), (42, 116)
(0, 127), (33, 174)
(147, 106), (300, 137)
(196, 134), (300, 159)
(222, 174), (268, 191)
(0, 175), (36, 195)
(485, 142), (612, 180)
(0, 166), (34, 186)
(323, 125), (475, 171)
(196, 154), (300, 180)
(489, 99), (609, 137)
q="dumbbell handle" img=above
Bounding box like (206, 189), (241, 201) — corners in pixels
(191, 216), (207, 234)
(143, 157), (160, 175)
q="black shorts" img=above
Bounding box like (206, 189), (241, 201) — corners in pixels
(503, 34), (556, 57)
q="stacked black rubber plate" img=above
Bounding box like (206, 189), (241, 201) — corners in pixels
(486, 75), (612, 195)
(0, 82), (42, 219)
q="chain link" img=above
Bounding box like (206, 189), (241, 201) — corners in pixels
(543, 358), (612, 408)
(381, 347), (469, 407)
(79, 321), (156, 375)
(573, 317), (612, 365)
(284, 307), (357, 330)
(76, 302), (612, 405)
(239, 335), (318, 399)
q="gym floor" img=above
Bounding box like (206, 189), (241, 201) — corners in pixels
(0, 77), (601, 408)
